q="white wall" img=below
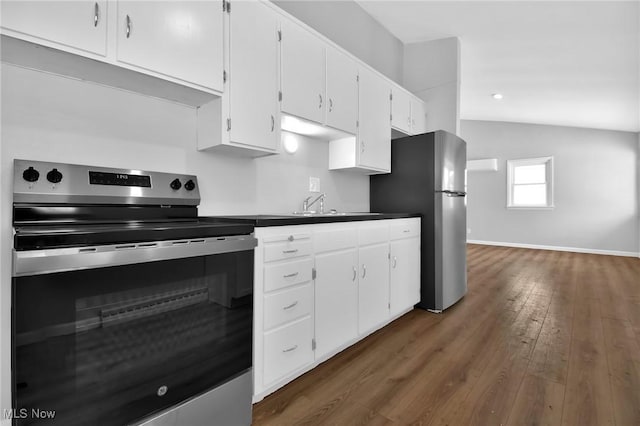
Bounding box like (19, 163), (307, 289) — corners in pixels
(461, 120), (639, 256)
(272, 0), (404, 84)
(0, 64), (369, 414)
(403, 37), (461, 135)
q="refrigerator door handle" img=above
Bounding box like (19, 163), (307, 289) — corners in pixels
(436, 190), (466, 197)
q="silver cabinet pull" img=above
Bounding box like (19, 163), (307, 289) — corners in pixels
(94, 2), (100, 27)
(392, 256), (397, 268)
(361, 264), (367, 279)
(283, 301), (298, 310)
(282, 249), (298, 254)
(361, 140), (365, 153)
(282, 345), (298, 353)
(283, 272), (299, 278)
(271, 115), (275, 132)
(319, 94), (323, 109)
(352, 266), (357, 281)
(329, 98), (333, 112)
(403, 229), (411, 233)
(125, 15), (132, 38)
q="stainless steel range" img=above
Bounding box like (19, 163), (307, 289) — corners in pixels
(11, 160), (256, 426)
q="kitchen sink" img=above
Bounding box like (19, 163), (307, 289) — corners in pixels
(288, 211), (381, 217)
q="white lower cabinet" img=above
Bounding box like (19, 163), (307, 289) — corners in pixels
(263, 317), (314, 386)
(390, 220), (421, 316)
(314, 234), (358, 358)
(253, 218), (421, 402)
(357, 223), (390, 334)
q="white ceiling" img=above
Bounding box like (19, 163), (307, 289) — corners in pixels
(357, 1), (640, 132)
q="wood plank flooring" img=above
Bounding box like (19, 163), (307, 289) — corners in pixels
(253, 245), (640, 425)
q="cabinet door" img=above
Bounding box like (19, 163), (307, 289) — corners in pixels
(280, 19), (325, 124)
(116, 1), (223, 91)
(314, 248), (358, 359)
(391, 87), (411, 134)
(411, 98), (427, 134)
(390, 237), (420, 316)
(358, 243), (390, 334)
(228, 0), (278, 151)
(1, 0), (108, 56)
(358, 66), (391, 172)
(326, 47), (357, 134)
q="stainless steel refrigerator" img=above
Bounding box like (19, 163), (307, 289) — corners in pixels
(370, 130), (467, 312)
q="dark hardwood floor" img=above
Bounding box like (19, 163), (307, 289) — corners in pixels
(253, 245), (640, 425)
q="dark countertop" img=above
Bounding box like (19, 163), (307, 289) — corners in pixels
(202, 213), (421, 227)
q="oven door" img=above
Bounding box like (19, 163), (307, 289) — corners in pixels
(12, 236), (256, 426)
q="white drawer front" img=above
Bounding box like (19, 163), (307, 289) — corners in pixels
(263, 317), (313, 386)
(313, 227), (357, 253)
(264, 284), (312, 331)
(264, 240), (313, 262)
(262, 232), (311, 244)
(390, 218), (421, 240)
(358, 222), (389, 246)
(264, 258), (313, 292)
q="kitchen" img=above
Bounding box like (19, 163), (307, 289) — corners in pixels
(1, 1), (639, 425)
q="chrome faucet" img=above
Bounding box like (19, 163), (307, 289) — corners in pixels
(303, 193), (326, 213)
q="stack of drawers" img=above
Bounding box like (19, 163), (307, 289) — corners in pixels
(260, 230), (314, 386)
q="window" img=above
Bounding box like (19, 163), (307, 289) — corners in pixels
(507, 156), (554, 208)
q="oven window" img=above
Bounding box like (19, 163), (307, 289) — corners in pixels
(12, 251), (253, 426)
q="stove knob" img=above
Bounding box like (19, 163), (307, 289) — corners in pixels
(46, 168), (63, 184)
(184, 180), (196, 191)
(170, 178), (182, 190)
(22, 166), (40, 182)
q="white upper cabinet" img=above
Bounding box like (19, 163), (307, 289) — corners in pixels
(1, 0), (108, 56)
(280, 19), (325, 124)
(227, 0), (279, 153)
(325, 48), (358, 134)
(116, 1), (223, 91)
(358, 66), (391, 172)
(391, 86), (411, 134)
(411, 97), (427, 134)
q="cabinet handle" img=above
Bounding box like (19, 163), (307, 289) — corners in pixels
(329, 98), (333, 112)
(125, 15), (132, 38)
(403, 229), (411, 233)
(282, 345), (298, 353)
(282, 249), (298, 254)
(283, 301), (298, 310)
(352, 266), (357, 281)
(392, 256), (397, 268)
(271, 115), (275, 132)
(319, 94), (323, 109)
(361, 264), (367, 279)
(361, 140), (365, 153)
(94, 2), (100, 27)
(283, 272), (299, 278)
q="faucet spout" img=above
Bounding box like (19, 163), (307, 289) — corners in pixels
(302, 193), (326, 213)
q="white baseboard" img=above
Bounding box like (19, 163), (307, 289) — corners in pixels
(467, 239), (640, 258)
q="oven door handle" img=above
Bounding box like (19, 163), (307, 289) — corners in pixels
(13, 235), (258, 277)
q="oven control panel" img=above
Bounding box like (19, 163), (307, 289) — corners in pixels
(13, 159), (201, 206)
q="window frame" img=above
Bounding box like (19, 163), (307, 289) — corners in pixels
(506, 156), (554, 209)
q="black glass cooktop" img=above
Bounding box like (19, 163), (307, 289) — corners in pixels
(14, 220), (254, 251)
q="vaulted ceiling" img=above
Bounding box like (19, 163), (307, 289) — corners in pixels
(357, 1), (640, 132)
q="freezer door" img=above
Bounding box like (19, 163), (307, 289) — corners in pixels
(434, 131), (467, 192)
(435, 191), (467, 310)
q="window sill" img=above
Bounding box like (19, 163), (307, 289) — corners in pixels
(507, 205), (555, 210)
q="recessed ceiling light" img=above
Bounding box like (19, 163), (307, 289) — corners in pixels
(492, 93), (503, 100)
